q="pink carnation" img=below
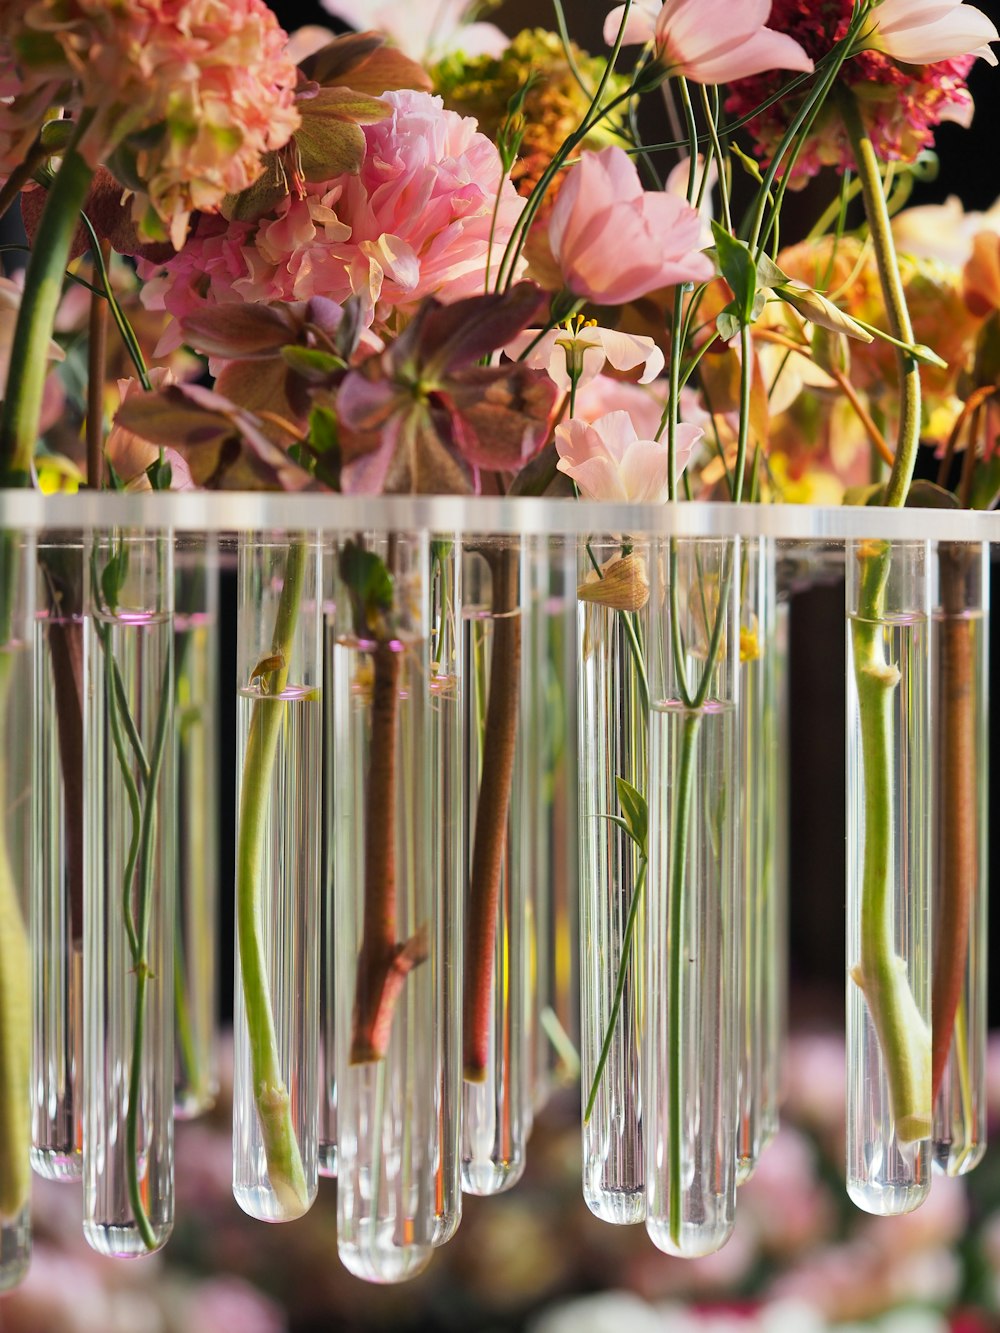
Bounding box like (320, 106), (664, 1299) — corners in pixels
(725, 0), (983, 184)
(0, 0), (300, 246)
(143, 90), (525, 334)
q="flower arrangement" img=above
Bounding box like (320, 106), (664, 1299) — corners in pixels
(0, 0), (997, 1294)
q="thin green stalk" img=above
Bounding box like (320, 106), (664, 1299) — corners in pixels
(732, 324), (753, 505)
(0, 647), (30, 1224)
(0, 112), (95, 485)
(236, 540), (310, 1215)
(124, 653), (172, 1251)
(668, 710), (702, 1244)
(584, 858), (647, 1122)
(837, 90), (920, 503)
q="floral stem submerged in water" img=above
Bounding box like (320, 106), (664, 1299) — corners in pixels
(236, 540), (310, 1217)
(463, 547), (521, 1083)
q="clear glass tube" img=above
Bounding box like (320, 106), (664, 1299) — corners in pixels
(762, 596), (791, 1150)
(460, 541), (531, 1197)
(233, 535), (321, 1223)
(646, 537), (740, 1258)
(0, 531), (34, 1289)
(333, 534), (460, 1280)
(736, 537), (774, 1184)
(527, 538), (579, 1114)
(577, 536), (649, 1225)
(932, 541), (988, 1176)
(32, 537), (86, 1180)
(173, 537), (219, 1119)
(320, 568), (338, 1180)
(84, 531), (175, 1256)
(846, 539), (931, 1215)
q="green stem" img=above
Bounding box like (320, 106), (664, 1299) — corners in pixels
(837, 89), (920, 504)
(583, 858), (647, 1122)
(0, 647), (30, 1223)
(837, 91), (929, 1141)
(668, 710), (702, 1245)
(236, 540), (310, 1215)
(849, 547), (931, 1141)
(123, 655), (171, 1253)
(0, 113), (94, 485)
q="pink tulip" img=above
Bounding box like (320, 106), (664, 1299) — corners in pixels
(604, 0), (814, 84)
(861, 0), (998, 66)
(555, 410), (701, 503)
(548, 146), (713, 305)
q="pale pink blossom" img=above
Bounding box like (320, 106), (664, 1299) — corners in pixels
(548, 146), (713, 305)
(604, 0), (814, 84)
(861, 0), (999, 67)
(574, 375), (708, 442)
(144, 90), (524, 335)
(505, 322), (664, 393)
(665, 153), (718, 247)
(555, 410), (700, 502)
(321, 0), (507, 61)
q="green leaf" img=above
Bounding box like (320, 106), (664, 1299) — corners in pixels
(100, 546), (129, 614)
(308, 404), (339, 456)
(904, 479), (961, 509)
(843, 482), (885, 506)
(615, 777), (648, 856)
(755, 253), (788, 290)
(339, 540), (395, 639)
(711, 221), (757, 324)
(971, 454), (1000, 510)
(280, 345), (345, 381)
(716, 303), (741, 344)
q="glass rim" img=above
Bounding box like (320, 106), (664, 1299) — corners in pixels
(1, 492), (998, 543)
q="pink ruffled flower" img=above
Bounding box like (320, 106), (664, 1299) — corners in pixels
(604, 0), (814, 83)
(144, 90), (524, 335)
(548, 146), (713, 305)
(321, 0), (507, 62)
(555, 410), (700, 502)
(0, 0), (300, 248)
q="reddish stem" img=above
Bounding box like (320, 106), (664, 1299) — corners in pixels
(350, 640), (427, 1063)
(463, 547), (521, 1082)
(47, 619), (85, 943)
(932, 543), (976, 1099)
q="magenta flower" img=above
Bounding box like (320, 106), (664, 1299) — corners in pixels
(861, 0), (998, 66)
(604, 0), (813, 84)
(547, 146), (713, 306)
(555, 410), (700, 503)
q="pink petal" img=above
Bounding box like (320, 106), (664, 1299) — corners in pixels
(617, 439), (672, 502)
(589, 410), (641, 464)
(595, 329), (665, 384)
(604, 1), (659, 47)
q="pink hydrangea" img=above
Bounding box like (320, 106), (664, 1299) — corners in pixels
(143, 90), (525, 335)
(0, 0), (300, 246)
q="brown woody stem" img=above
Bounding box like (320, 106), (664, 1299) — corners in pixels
(349, 641), (427, 1063)
(463, 546), (521, 1082)
(932, 543), (976, 1100)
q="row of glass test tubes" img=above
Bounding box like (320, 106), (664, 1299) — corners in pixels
(0, 530), (989, 1288)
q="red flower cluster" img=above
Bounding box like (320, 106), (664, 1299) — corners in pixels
(725, 0), (975, 184)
